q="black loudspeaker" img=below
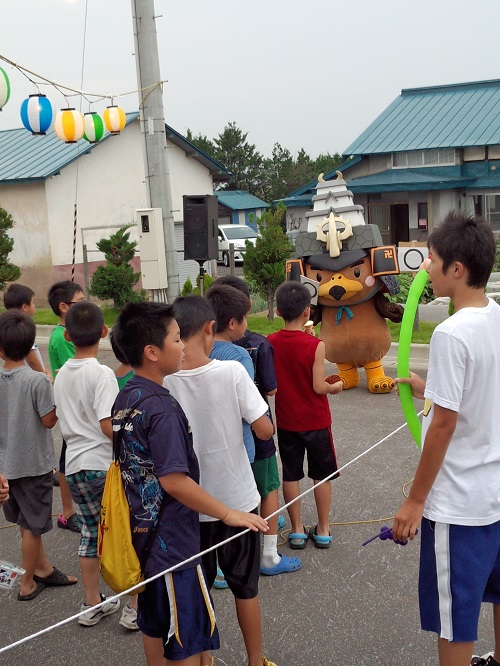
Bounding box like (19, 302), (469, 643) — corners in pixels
(183, 195), (218, 261)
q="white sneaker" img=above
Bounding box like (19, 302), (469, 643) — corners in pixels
(119, 603), (139, 630)
(78, 594), (121, 626)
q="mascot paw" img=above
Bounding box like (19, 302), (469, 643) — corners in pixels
(367, 377), (394, 394)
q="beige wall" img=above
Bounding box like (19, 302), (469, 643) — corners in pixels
(0, 121), (218, 303)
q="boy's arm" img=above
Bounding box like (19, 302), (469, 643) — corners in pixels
(26, 348), (45, 374)
(312, 341), (343, 395)
(41, 408), (58, 429)
(160, 472), (269, 533)
(392, 404), (458, 542)
(251, 413), (274, 441)
(99, 417), (113, 441)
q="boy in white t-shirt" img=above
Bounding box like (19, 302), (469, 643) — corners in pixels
(53, 302), (124, 627)
(392, 211), (500, 666)
(164, 295), (277, 666)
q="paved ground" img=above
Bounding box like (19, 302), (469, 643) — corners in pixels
(0, 345), (495, 665)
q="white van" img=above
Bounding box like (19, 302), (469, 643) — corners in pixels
(217, 224), (259, 266)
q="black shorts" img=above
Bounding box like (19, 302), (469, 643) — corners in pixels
(200, 507), (260, 600)
(277, 427), (339, 482)
(2, 472), (53, 535)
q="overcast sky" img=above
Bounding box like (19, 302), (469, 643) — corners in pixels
(1, 0), (500, 158)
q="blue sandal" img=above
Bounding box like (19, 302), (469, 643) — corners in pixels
(308, 525), (332, 549)
(260, 553), (302, 575)
(288, 526), (308, 550)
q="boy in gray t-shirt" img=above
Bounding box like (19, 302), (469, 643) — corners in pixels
(0, 311), (77, 601)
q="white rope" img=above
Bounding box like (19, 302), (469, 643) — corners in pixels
(0, 413), (421, 654)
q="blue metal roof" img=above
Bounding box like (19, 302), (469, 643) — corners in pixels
(343, 80), (500, 157)
(348, 160), (500, 194)
(0, 112), (229, 183)
(215, 190), (269, 210)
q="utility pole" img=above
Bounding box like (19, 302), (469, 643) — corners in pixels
(131, 0), (180, 301)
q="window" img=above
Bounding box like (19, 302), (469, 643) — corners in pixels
(392, 148), (456, 169)
(484, 195), (500, 232)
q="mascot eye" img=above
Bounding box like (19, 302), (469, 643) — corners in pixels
(316, 273), (322, 282)
(354, 268), (361, 278)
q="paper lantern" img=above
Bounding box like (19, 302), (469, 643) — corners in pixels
(102, 105), (126, 134)
(0, 67), (10, 111)
(20, 94), (54, 135)
(83, 112), (104, 143)
(54, 108), (85, 143)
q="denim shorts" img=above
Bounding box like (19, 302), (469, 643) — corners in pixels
(66, 469), (107, 557)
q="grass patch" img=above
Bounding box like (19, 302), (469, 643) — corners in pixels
(24, 308), (438, 344)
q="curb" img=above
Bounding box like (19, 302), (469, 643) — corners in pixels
(35, 326), (428, 364)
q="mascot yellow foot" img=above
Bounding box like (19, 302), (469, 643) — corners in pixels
(336, 363), (360, 390)
(364, 360), (394, 394)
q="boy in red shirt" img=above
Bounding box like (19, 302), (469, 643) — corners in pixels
(268, 281), (342, 549)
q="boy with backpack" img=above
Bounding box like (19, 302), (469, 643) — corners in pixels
(111, 301), (268, 666)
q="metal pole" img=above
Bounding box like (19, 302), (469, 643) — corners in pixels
(131, 0), (180, 301)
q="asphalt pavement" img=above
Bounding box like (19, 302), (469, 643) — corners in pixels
(0, 344), (495, 666)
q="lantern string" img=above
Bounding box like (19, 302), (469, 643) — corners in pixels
(71, 0), (90, 282)
(0, 53), (167, 100)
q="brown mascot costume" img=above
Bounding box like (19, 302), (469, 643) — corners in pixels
(291, 173), (403, 393)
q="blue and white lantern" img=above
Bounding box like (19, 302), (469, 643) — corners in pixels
(20, 94), (54, 135)
(0, 67), (10, 111)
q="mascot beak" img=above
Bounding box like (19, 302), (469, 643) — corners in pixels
(319, 275), (364, 301)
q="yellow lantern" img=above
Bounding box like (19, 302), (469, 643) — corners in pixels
(102, 105), (126, 135)
(54, 108), (85, 143)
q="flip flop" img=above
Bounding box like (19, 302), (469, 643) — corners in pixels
(288, 526), (308, 550)
(33, 566), (77, 586)
(17, 581), (46, 601)
(308, 525), (332, 549)
(277, 514), (286, 530)
(260, 553), (302, 575)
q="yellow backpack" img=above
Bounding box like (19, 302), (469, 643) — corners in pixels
(98, 395), (165, 594)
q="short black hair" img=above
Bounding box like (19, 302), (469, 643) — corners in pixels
(112, 302), (175, 368)
(428, 211), (496, 288)
(109, 328), (129, 365)
(210, 275), (251, 298)
(47, 281), (84, 316)
(0, 310), (36, 361)
(65, 302), (104, 348)
(275, 281), (311, 321)
(205, 284), (250, 333)
(3, 283), (35, 310)
(172, 295), (215, 340)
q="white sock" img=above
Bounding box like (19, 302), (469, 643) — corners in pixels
(261, 535), (281, 568)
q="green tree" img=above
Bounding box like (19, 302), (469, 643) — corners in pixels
(243, 203), (293, 320)
(213, 122), (264, 194)
(90, 224), (144, 309)
(0, 207), (21, 290)
(186, 129), (216, 158)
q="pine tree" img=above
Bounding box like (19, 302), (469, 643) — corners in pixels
(243, 203), (293, 320)
(0, 207), (21, 290)
(90, 225), (144, 309)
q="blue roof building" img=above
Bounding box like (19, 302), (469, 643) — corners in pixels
(280, 80), (500, 244)
(215, 190), (269, 230)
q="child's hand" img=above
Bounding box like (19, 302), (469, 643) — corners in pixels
(325, 374), (343, 394)
(394, 372), (426, 400)
(0, 474), (9, 505)
(222, 509), (269, 533)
